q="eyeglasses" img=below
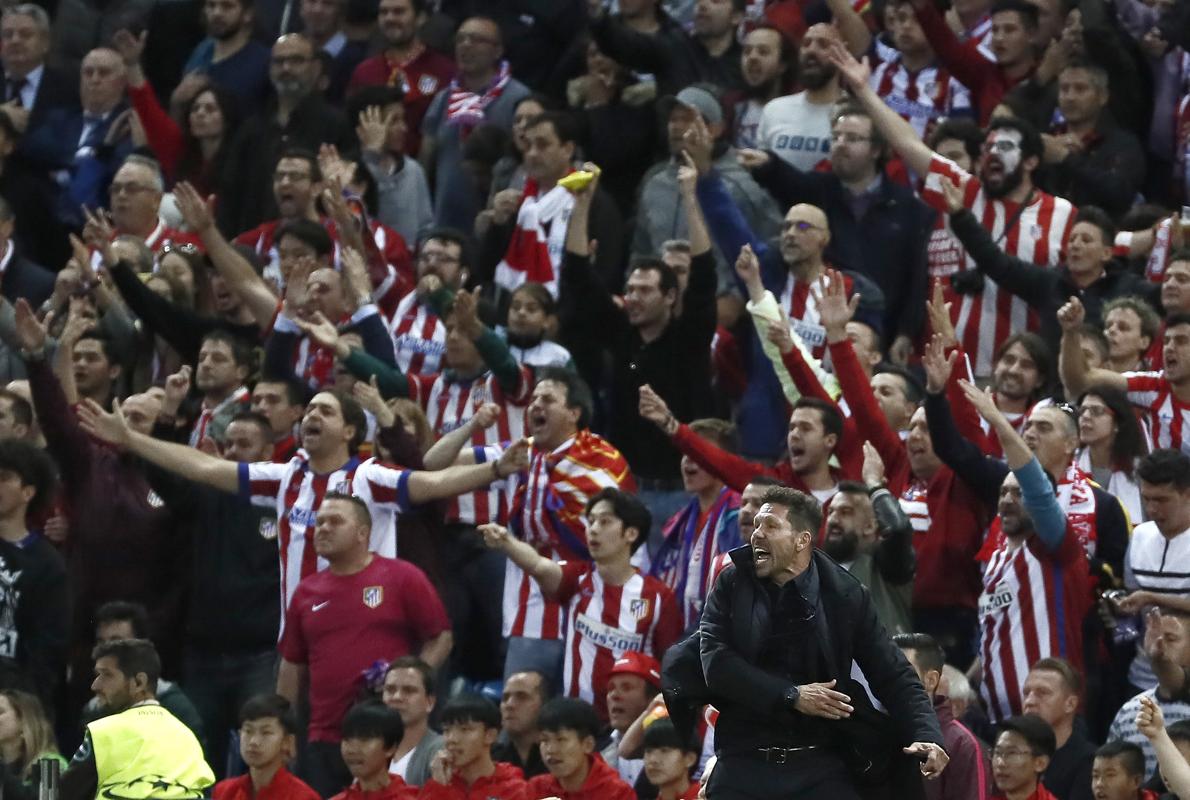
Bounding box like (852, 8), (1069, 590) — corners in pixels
(109, 182), (157, 196)
(782, 220), (823, 233)
(983, 139), (1021, 153)
(160, 242), (200, 258)
(1053, 402), (1079, 422)
(830, 132), (872, 145)
(991, 749), (1034, 763)
(271, 55), (310, 67)
(1077, 404), (1111, 418)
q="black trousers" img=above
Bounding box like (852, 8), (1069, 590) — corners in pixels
(301, 740), (352, 799)
(707, 752), (863, 800)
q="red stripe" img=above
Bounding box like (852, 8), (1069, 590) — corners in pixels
(301, 473), (331, 579)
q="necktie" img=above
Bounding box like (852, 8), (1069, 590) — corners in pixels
(7, 77), (26, 106)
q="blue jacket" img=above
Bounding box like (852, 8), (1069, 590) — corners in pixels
(697, 170), (885, 460)
(750, 154), (936, 343)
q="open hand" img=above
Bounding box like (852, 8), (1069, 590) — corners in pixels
(903, 742), (949, 780)
(861, 441), (886, 487)
(794, 679), (853, 719)
(77, 397), (133, 447)
(922, 334), (958, 394)
(814, 269), (859, 341)
(926, 281), (956, 348)
(173, 182), (216, 235)
(12, 299), (47, 353)
(356, 105), (391, 153)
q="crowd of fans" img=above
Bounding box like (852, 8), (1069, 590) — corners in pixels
(0, 0), (1184, 796)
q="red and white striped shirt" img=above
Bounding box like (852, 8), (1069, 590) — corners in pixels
(390, 292), (447, 376)
(1125, 372), (1190, 455)
(923, 155), (1077, 376)
(238, 454), (411, 627)
(500, 431), (636, 640)
(899, 479), (931, 534)
(407, 367), (533, 524)
(779, 271), (853, 359)
(978, 529), (1091, 721)
(556, 561), (681, 719)
(869, 57), (973, 140)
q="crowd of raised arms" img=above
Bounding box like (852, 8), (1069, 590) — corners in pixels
(0, 0), (1187, 797)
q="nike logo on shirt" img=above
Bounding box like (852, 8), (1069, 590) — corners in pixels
(312, 601), (330, 612)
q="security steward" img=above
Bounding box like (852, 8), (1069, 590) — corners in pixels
(698, 486), (949, 800)
(0, 638), (214, 798)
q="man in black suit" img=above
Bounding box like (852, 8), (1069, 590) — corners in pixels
(0, 194), (53, 307)
(699, 485), (949, 800)
(0, 110), (68, 269)
(0, 5), (81, 147)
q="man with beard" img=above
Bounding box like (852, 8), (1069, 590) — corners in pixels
(823, 476), (916, 636)
(827, 288), (989, 666)
(182, 0), (270, 105)
(757, 24), (844, 172)
(946, 380), (1093, 723)
(829, 40), (1076, 378)
(346, 0), (454, 158)
(219, 34), (350, 233)
(589, 0), (745, 97)
(728, 25), (794, 150)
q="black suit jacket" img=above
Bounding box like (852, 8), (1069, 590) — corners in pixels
(1, 251), (55, 308)
(1, 63), (79, 143)
(697, 547), (943, 759)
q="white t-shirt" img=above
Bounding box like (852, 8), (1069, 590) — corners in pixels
(758, 92), (834, 172)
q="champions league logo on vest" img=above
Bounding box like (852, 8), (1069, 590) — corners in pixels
(99, 775), (206, 799)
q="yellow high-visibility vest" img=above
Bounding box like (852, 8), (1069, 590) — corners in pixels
(87, 703), (214, 799)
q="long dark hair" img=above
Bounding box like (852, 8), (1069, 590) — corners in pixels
(1079, 383), (1147, 474)
(176, 85), (240, 191)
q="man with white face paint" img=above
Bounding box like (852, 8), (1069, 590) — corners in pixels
(829, 41), (1076, 378)
(699, 485), (947, 799)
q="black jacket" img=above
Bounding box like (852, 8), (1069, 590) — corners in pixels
(1035, 123), (1147, 220)
(699, 546), (943, 755)
(948, 208), (1162, 347)
(0, 251), (54, 309)
(589, 10), (705, 99)
(751, 154), (935, 340)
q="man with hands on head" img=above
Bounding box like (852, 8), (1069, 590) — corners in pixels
(698, 485), (947, 799)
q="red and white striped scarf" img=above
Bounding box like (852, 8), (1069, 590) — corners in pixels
(494, 176), (575, 297)
(445, 61), (511, 135)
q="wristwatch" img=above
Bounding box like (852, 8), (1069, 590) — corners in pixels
(784, 685), (800, 709)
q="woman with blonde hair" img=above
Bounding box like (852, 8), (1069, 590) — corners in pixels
(0, 690), (65, 784)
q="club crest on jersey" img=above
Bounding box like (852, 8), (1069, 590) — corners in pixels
(418, 75), (438, 95)
(1029, 223), (1043, 239)
(363, 586), (384, 608)
(629, 598), (651, 621)
(146, 490), (164, 508)
(259, 518), (278, 541)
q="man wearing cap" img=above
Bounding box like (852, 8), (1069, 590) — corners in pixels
(700, 486), (947, 799)
(601, 652), (662, 787)
(990, 715), (1058, 799)
(631, 83), (781, 286)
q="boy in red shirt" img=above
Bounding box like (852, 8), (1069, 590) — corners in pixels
(525, 698), (634, 800)
(214, 694), (320, 800)
(418, 694), (528, 799)
(333, 702), (418, 800)
(642, 720), (701, 800)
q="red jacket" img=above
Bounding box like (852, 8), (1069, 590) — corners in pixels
(913, 0), (1033, 123)
(992, 784), (1057, 800)
(524, 756), (635, 800)
(331, 776), (419, 800)
(213, 766), (321, 800)
(828, 339), (988, 611)
(928, 694), (990, 800)
(417, 763), (528, 800)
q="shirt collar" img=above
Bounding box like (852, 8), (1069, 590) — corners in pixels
(793, 556), (819, 606)
(22, 64), (43, 91)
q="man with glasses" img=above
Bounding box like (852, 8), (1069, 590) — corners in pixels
(390, 229), (469, 375)
(990, 715), (1057, 799)
(420, 16), (529, 231)
(221, 34), (350, 234)
(98, 155), (200, 261)
(829, 42), (1076, 379)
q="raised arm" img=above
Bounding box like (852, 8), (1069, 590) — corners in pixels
(826, 39), (935, 176)
(825, 0), (875, 55)
(405, 441), (530, 504)
(422, 403), (500, 470)
(1057, 297), (1127, 397)
(175, 182), (281, 329)
(1138, 696), (1190, 800)
(479, 523), (563, 596)
(76, 398), (240, 492)
(865, 443), (917, 585)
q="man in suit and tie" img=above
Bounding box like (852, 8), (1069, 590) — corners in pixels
(0, 5), (79, 141)
(0, 194), (53, 307)
(20, 47), (134, 231)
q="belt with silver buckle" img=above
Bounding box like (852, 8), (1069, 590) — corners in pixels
(757, 745), (820, 765)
